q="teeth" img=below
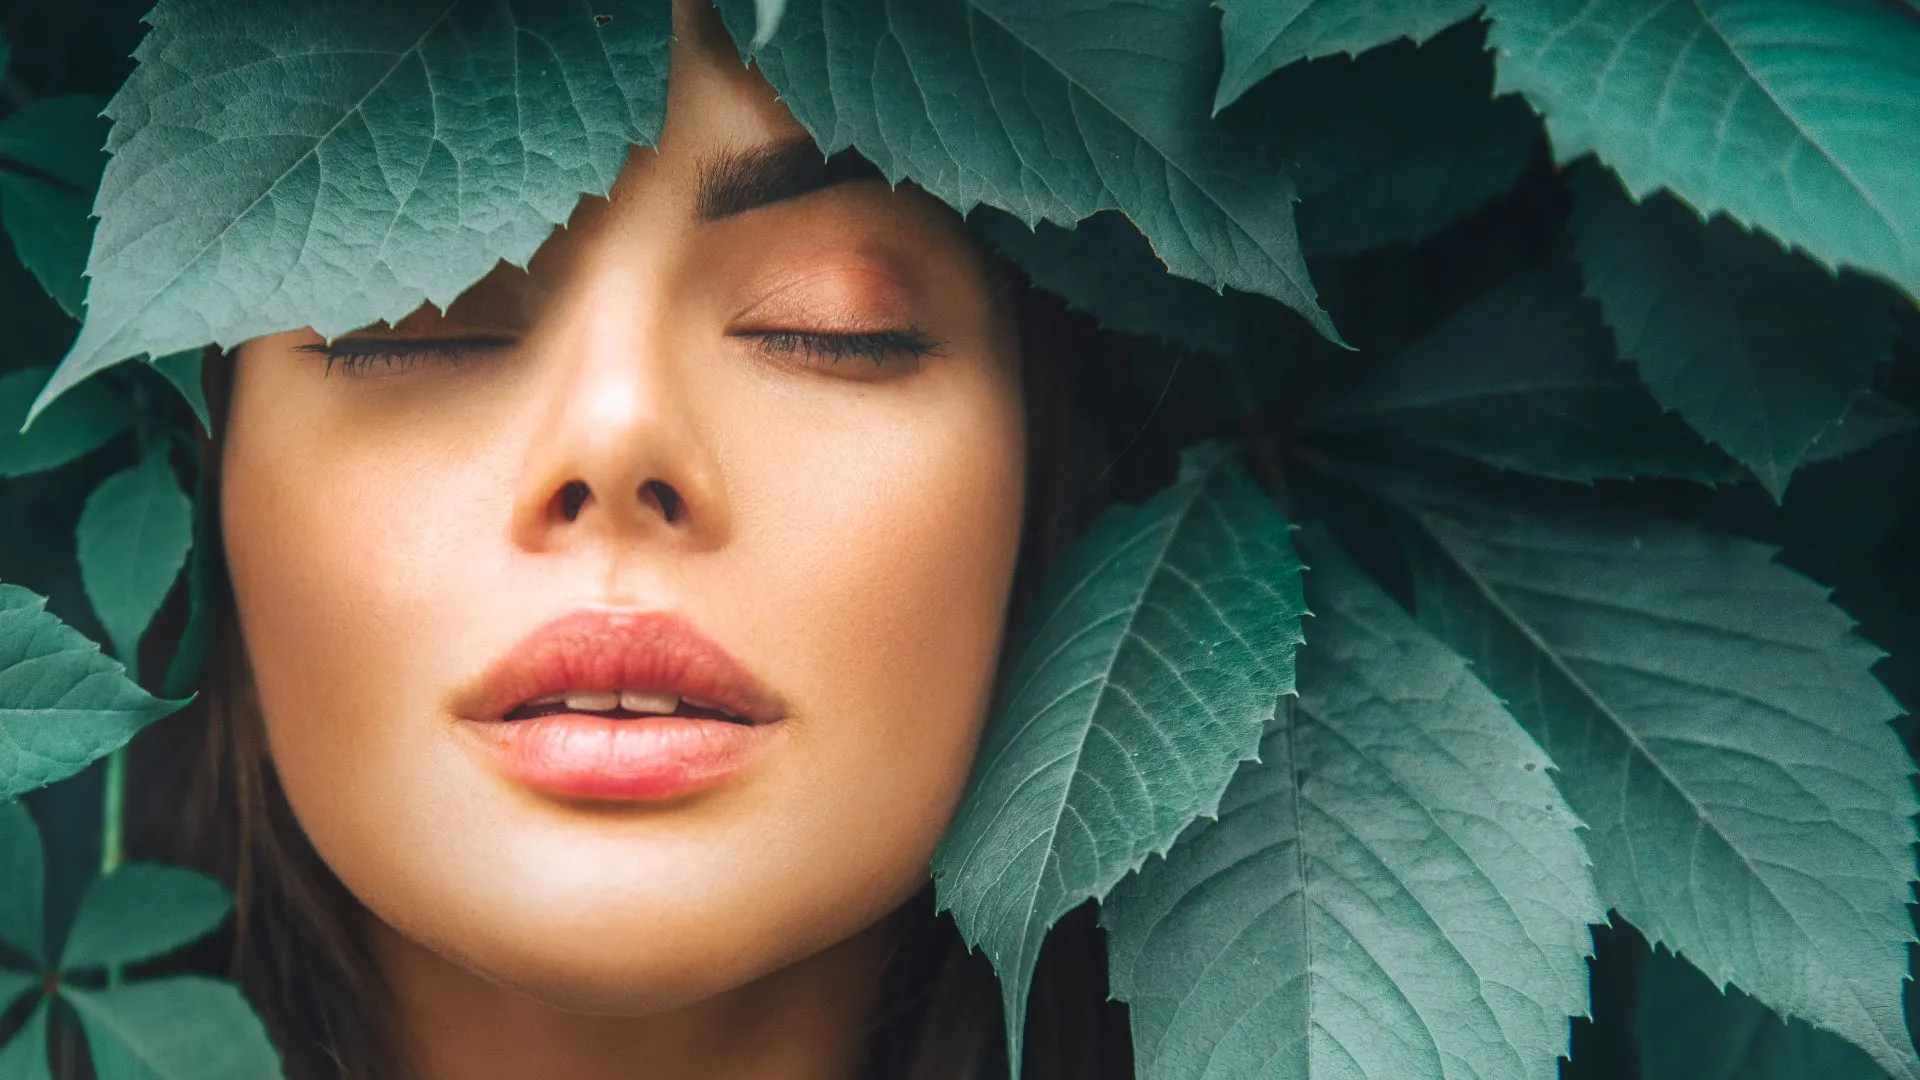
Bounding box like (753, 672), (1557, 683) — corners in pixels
(682, 695), (728, 713)
(524, 689), (685, 715)
(619, 690), (679, 714)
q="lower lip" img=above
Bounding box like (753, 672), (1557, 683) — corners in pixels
(460, 713), (776, 801)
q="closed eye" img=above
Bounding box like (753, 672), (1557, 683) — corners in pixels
(734, 329), (940, 368)
(296, 335), (517, 377)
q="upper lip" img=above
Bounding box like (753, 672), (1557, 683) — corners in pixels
(453, 608), (785, 724)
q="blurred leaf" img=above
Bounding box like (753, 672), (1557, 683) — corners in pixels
(1311, 267), (1740, 483)
(971, 208), (1240, 359)
(933, 443), (1305, 1076)
(1380, 473), (1920, 1080)
(0, 584), (185, 800)
(0, 96), (110, 317)
(76, 448), (193, 667)
(67, 976), (285, 1080)
(0, 998), (53, 1080)
(33, 0), (674, 425)
(0, 800), (45, 965)
(751, 0), (787, 48)
(148, 351), (209, 436)
(59, 863), (231, 973)
(715, 0), (1340, 343)
(1800, 396), (1919, 467)
(0, 368), (130, 478)
(1103, 535), (1600, 1080)
(1214, 0), (1483, 111)
(159, 486), (213, 701)
(0, 967), (38, 1012)
(1487, 0), (1920, 303)
(1638, 946), (1891, 1080)
(1247, 21), (1539, 256)
(1569, 163), (1895, 499)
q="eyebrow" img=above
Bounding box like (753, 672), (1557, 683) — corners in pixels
(694, 140), (888, 222)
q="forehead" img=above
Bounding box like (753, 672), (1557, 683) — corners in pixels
(650, 1), (814, 173)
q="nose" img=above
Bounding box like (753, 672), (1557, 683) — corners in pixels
(509, 313), (728, 553)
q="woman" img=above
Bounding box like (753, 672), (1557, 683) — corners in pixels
(124, 2), (1137, 1077)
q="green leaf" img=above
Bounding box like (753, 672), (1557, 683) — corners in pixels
(0, 800), (45, 965)
(59, 863), (231, 973)
(1, 368), (130, 479)
(0, 968), (38, 1013)
(1638, 947), (1891, 1080)
(32, 0), (674, 425)
(76, 448), (194, 667)
(0, 585), (186, 800)
(0, 96), (110, 317)
(970, 208), (1240, 359)
(1485, 0), (1920, 303)
(67, 976), (285, 1080)
(716, 0), (1340, 342)
(932, 443), (1305, 1076)
(1276, 22), (1541, 257)
(1103, 536), (1601, 1080)
(752, 0), (787, 48)
(1309, 267), (1740, 484)
(1214, 0), (1483, 113)
(0, 998), (53, 1080)
(160, 485), (215, 702)
(1568, 163), (1896, 500)
(148, 351), (210, 436)
(1378, 474), (1920, 1080)
(1800, 396), (1918, 467)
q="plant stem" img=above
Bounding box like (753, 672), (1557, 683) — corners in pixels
(101, 746), (126, 988)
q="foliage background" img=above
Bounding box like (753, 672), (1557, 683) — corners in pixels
(1, 0), (1918, 1078)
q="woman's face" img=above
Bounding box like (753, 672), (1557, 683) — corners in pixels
(220, 4), (1025, 1014)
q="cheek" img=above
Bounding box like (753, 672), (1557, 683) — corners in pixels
(730, 367), (1028, 865)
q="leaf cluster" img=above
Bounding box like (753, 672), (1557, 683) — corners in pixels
(2, 1), (1919, 1079)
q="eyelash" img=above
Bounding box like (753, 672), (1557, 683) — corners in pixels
(299, 330), (938, 376)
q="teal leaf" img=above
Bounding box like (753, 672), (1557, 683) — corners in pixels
(0, 998), (53, 1080)
(1800, 396), (1918, 468)
(970, 208), (1240, 359)
(1638, 947), (1891, 1080)
(932, 443), (1306, 1076)
(32, 0), (674, 426)
(1, 367), (130, 479)
(148, 351), (210, 436)
(76, 448), (195, 667)
(0, 799), (45, 965)
(160, 485), (215, 702)
(1309, 267), (1740, 484)
(67, 976), (285, 1080)
(715, 0), (1340, 342)
(1103, 536), (1601, 1080)
(0, 967), (38, 1013)
(1275, 23), (1541, 257)
(1378, 474), (1920, 1080)
(0, 95), (110, 317)
(59, 863), (232, 973)
(1214, 0), (1483, 113)
(1, 585), (185, 800)
(1568, 163), (1896, 500)
(1485, 0), (1920, 303)
(752, 0), (787, 48)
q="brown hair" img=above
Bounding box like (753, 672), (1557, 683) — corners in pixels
(120, 267), (1135, 1080)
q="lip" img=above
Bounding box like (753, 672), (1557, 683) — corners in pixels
(453, 608), (786, 802)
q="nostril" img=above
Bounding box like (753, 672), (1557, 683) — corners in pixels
(558, 480), (590, 521)
(643, 480), (682, 524)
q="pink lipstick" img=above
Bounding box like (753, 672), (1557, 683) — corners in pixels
(453, 609), (785, 802)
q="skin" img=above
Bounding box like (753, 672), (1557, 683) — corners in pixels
(218, 4), (1027, 1078)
